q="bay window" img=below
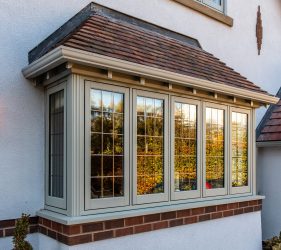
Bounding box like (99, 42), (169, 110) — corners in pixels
(45, 80), (253, 213)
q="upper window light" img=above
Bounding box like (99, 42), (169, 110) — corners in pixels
(197, 0), (225, 12)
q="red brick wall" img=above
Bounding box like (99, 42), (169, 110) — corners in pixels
(0, 200), (262, 246)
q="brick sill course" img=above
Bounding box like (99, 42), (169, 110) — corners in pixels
(0, 200), (262, 246)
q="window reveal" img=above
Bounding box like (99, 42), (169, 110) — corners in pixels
(205, 107), (225, 189)
(90, 89), (124, 199)
(174, 102), (197, 192)
(232, 112), (248, 187)
(136, 97), (164, 195)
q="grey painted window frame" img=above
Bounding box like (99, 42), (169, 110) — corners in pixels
(203, 102), (228, 197)
(230, 107), (252, 195)
(84, 81), (130, 210)
(171, 96), (202, 200)
(202, 0), (224, 12)
(133, 89), (169, 205)
(43, 77), (255, 216)
(195, 0), (225, 13)
(45, 82), (67, 210)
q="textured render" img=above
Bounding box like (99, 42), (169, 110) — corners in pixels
(257, 147), (281, 239)
(1, 0), (281, 223)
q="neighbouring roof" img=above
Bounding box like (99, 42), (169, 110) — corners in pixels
(257, 88), (281, 142)
(28, 2), (269, 95)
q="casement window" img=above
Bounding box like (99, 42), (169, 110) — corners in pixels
(133, 90), (169, 204)
(196, 0), (225, 12)
(85, 82), (130, 210)
(203, 103), (228, 197)
(45, 80), (253, 212)
(45, 83), (67, 209)
(230, 108), (251, 194)
(171, 97), (201, 200)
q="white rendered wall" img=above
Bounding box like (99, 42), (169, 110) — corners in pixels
(0, 0), (280, 221)
(257, 147), (281, 240)
(0, 213), (263, 250)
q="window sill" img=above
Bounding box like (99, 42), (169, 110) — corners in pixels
(38, 195), (264, 225)
(173, 0), (233, 27)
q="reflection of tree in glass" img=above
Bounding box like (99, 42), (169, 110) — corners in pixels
(232, 112), (248, 187)
(90, 89), (125, 199)
(206, 108), (224, 189)
(137, 96), (164, 195)
(174, 102), (197, 192)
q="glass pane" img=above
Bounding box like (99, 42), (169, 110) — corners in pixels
(209, 0), (222, 5)
(103, 112), (113, 133)
(205, 107), (225, 189)
(102, 91), (113, 112)
(114, 93), (123, 113)
(90, 89), (125, 199)
(174, 102), (197, 192)
(91, 111), (102, 132)
(232, 112), (248, 187)
(137, 96), (164, 195)
(91, 90), (101, 111)
(49, 90), (64, 198)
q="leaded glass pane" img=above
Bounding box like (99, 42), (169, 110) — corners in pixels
(137, 97), (164, 195)
(49, 90), (64, 198)
(205, 107), (225, 189)
(90, 90), (124, 199)
(174, 102), (197, 192)
(232, 112), (248, 187)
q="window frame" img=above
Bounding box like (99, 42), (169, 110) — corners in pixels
(45, 82), (67, 210)
(84, 81), (130, 210)
(171, 96), (202, 200)
(132, 89), (169, 205)
(230, 107), (251, 195)
(203, 102), (228, 197)
(202, 0), (224, 12)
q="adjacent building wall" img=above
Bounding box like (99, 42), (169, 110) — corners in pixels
(257, 147), (281, 239)
(0, 212), (262, 250)
(0, 0), (281, 246)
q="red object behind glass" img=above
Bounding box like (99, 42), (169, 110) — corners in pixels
(206, 182), (212, 189)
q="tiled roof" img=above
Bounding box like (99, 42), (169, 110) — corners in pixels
(29, 3), (269, 95)
(257, 88), (281, 142)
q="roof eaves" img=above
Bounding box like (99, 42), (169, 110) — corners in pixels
(256, 87), (281, 141)
(22, 45), (279, 105)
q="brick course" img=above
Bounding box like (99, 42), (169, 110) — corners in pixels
(0, 199), (262, 246)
